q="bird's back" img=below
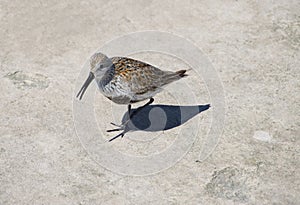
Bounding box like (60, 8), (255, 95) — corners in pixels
(104, 57), (187, 103)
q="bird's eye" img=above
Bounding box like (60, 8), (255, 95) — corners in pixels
(99, 64), (104, 69)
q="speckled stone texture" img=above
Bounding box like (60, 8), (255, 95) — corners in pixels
(0, 0), (299, 204)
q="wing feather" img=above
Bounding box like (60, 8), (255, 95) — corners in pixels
(111, 57), (167, 95)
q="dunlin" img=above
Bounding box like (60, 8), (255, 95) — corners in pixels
(77, 52), (188, 141)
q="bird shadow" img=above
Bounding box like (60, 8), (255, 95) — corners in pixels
(108, 104), (210, 141)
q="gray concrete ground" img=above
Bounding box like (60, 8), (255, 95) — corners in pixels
(0, 0), (299, 204)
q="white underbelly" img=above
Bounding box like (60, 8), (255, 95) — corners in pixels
(97, 82), (163, 104)
(98, 83), (132, 104)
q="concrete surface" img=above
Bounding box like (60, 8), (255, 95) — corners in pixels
(0, 0), (299, 204)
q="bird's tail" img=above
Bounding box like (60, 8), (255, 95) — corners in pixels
(175, 70), (188, 77)
(162, 69), (188, 85)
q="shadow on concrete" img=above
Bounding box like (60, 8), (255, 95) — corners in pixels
(108, 104), (210, 141)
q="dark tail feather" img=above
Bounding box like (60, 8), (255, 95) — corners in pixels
(162, 69), (188, 85)
(176, 70), (188, 77)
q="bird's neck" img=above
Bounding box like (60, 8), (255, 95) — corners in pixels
(97, 66), (115, 87)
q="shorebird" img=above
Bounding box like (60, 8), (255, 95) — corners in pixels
(77, 52), (188, 141)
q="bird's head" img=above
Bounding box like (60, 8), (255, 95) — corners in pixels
(77, 52), (113, 100)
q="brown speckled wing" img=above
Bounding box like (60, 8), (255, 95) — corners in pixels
(110, 57), (168, 94)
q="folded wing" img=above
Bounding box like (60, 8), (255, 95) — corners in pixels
(111, 57), (186, 96)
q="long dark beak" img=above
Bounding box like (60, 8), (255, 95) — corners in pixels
(76, 72), (95, 100)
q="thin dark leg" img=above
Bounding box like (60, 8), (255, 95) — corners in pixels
(129, 98), (154, 118)
(109, 104), (131, 128)
(128, 104), (132, 116)
(107, 98), (154, 142)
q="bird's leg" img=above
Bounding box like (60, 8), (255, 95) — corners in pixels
(129, 98), (154, 118)
(107, 98), (154, 133)
(109, 104), (132, 128)
(127, 104), (132, 117)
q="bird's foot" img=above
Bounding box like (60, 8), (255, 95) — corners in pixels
(107, 121), (129, 141)
(107, 122), (125, 132)
(108, 132), (125, 142)
(107, 127), (123, 132)
(107, 119), (130, 131)
(110, 122), (123, 128)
